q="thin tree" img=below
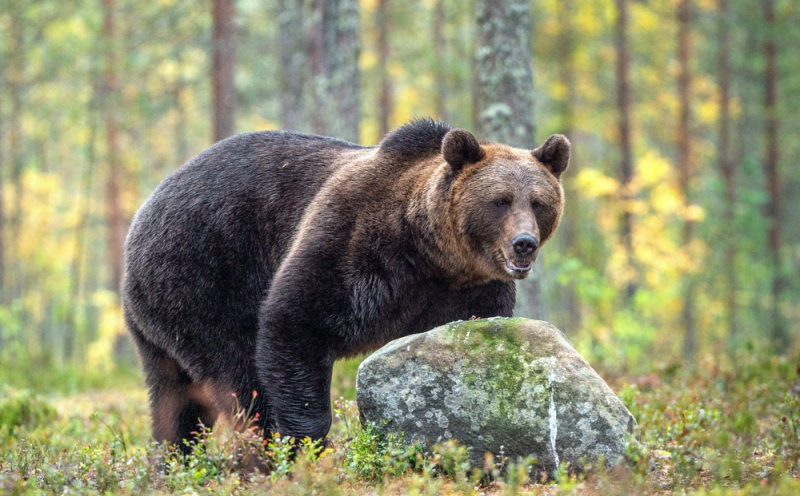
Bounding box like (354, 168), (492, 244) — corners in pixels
(763, 0), (786, 349)
(677, 0), (696, 361)
(278, 0), (307, 131)
(615, 0), (636, 301)
(474, 0), (544, 319)
(8, 8), (24, 302)
(65, 69), (101, 362)
(677, 0), (697, 361)
(309, 0), (360, 142)
(432, 0), (447, 122)
(174, 77), (190, 164)
(0, 81), (5, 308)
(212, 0), (236, 142)
(557, 0), (581, 331)
(717, 0), (737, 341)
(376, 0), (392, 138)
(102, 0), (124, 294)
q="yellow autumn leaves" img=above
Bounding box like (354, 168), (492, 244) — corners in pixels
(575, 151), (706, 291)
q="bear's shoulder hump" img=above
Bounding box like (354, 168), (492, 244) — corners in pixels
(377, 118), (452, 162)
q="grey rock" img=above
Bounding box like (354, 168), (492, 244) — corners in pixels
(356, 318), (636, 475)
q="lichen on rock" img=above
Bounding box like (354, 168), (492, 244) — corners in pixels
(356, 318), (636, 475)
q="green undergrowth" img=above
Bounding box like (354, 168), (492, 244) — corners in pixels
(2, 352), (800, 494)
(0, 357), (143, 395)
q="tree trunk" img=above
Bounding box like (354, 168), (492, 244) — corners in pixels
(614, 0), (636, 302)
(174, 78), (189, 164)
(102, 0), (124, 295)
(278, 0), (307, 132)
(474, 0), (534, 148)
(0, 89), (5, 308)
(469, 0), (479, 130)
(9, 8), (29, 307)
(432, 0), (447, 122)
(8, 9), (25, 304)
(474, 0), (544, 320)
(557, 0), (580, 332)
(212, 0), (236, 142)
(677, 0), (696, 362)
(762, 0), (786, 350)
(376, 0), (392, 138)
(66, 70), (101, 363)
(310, 0), (360, 142)
(717, 0), (737, 343)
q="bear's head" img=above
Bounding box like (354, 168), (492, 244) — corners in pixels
(441, 129), (569, 281)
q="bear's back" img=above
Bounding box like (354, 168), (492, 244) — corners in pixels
(123, 131), (368, 361)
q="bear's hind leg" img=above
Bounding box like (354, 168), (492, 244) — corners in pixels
(128, 326), (219, 453)
(151, 357), (220, 454)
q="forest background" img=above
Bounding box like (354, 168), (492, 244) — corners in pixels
(0, 0), (799, 386)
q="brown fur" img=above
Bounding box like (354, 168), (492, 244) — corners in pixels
(407, 141), (566, 286)
(124, 120), (570, 445)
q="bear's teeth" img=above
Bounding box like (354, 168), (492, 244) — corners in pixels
(507, 259), (531, 271)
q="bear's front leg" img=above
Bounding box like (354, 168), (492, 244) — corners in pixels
(256, 313), (336, 441)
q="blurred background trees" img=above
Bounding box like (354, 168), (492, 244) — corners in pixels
(0, 0), (798, 377)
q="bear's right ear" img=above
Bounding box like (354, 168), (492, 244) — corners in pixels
(442, 129), (485, 172)
(532, 134), (570, 179)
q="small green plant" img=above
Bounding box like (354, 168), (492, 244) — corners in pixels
(428, 439), (478, 493)
(345, 421), (419, 482)
(264, 433), (296, 480)
(333, 396), (360, 438)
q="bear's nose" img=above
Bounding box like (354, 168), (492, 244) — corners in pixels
(512, 234), (539, 257)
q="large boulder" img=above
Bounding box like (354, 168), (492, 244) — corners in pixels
(356, 318), (636, 474)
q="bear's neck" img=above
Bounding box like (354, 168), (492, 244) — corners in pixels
(405, 162), (492, 288)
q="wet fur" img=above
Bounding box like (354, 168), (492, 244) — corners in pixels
(123, 119), (568, 446)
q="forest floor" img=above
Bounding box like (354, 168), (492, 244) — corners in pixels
(2, 353), (800, 495)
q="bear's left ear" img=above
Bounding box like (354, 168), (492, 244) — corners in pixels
(532, 134), (570, 179)
(442, 129), (485, 173)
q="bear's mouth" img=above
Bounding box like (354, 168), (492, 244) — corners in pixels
(505, 258), (532, 278)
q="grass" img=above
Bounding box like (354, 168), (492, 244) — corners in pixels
(2, 352), (800, 494)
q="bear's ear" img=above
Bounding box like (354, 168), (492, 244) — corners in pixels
(442, 129), (485, 172)
(532, 134), (570, 179)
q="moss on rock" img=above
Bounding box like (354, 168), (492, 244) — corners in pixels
(357, 318), (636, 476)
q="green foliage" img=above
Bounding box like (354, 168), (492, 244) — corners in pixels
(344, 420), (418, 482)
(620, 353), (800, 491)
(4, 353), (800, 493)
(0, 386), (57, 437)
(0, 358), (142, 395)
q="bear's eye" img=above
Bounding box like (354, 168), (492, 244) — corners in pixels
(494, 198), (511, 208)
(532, 199), (544, 211)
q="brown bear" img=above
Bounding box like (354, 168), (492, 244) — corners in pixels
(123, 119), (569, 450)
